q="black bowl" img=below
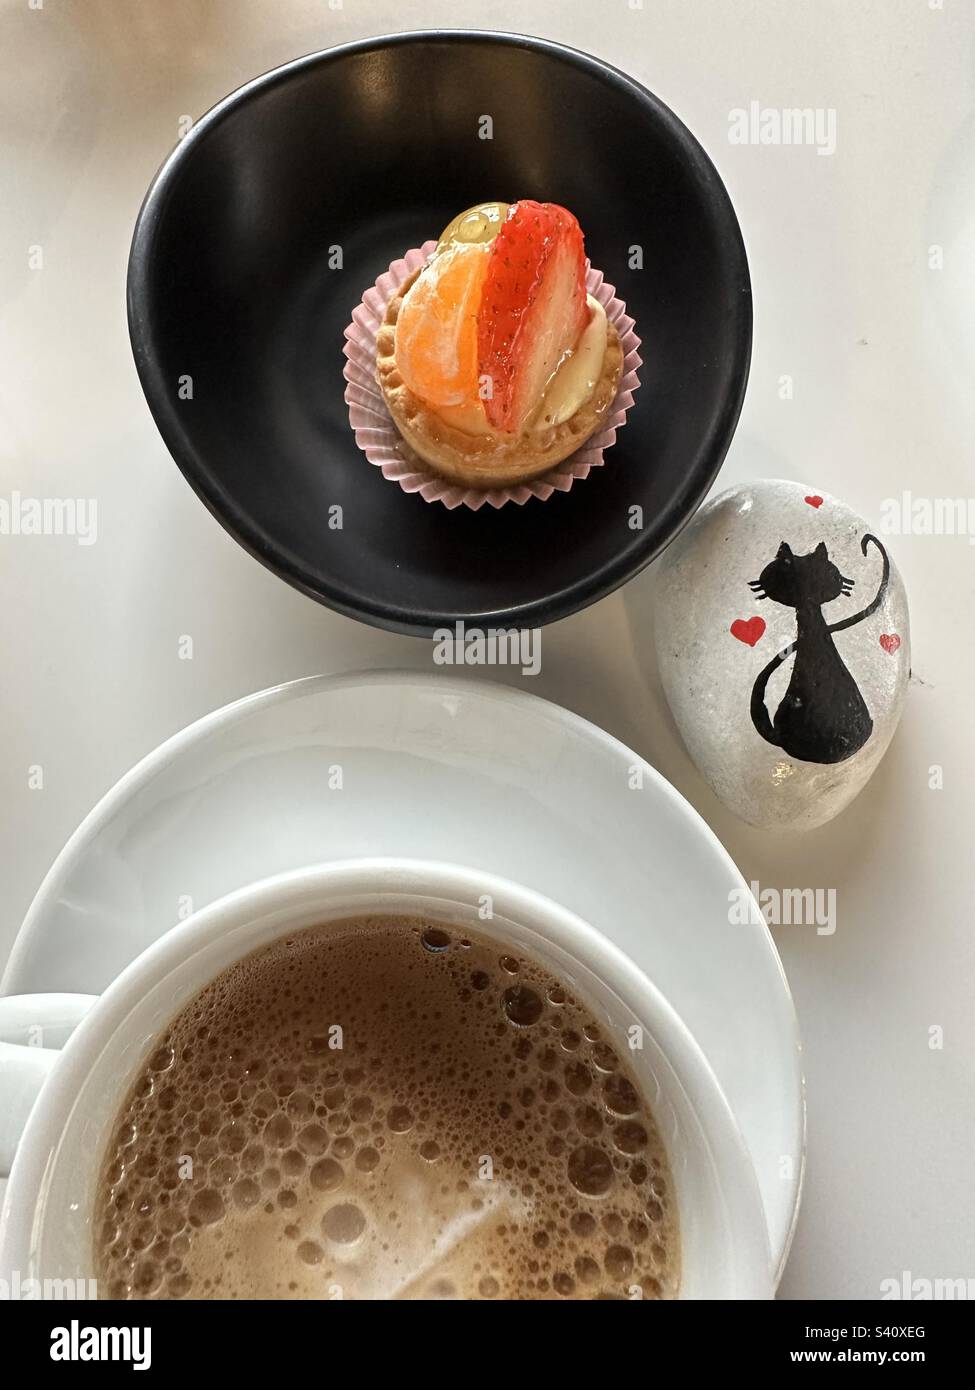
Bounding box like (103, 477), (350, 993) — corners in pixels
(128, 30), (751, 636)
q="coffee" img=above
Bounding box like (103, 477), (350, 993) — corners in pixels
(94, 916), (679, 1299)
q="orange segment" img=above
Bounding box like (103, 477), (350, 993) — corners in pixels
(395, 243), (488, 408)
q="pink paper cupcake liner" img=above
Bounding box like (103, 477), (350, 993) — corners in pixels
(343, 240), (642, 510)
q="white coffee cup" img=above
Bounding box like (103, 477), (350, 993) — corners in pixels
(0, 859), (772, 1299)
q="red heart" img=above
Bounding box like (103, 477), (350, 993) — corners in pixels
(731, 616), (766, 647)
(879, 633), (901, 654)
(804, 495), (824, 508)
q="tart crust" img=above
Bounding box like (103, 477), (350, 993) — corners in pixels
(375, 268), (624, 488)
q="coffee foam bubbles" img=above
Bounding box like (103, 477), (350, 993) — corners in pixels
(94, 917), (679, 1300)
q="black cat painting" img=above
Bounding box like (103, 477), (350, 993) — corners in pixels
(747, 534), (889, 764)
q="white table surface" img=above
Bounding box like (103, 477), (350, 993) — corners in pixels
(2, 0), (973, 1300)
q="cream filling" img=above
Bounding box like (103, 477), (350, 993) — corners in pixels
(531, 295), (607, 429)
(431, 295), (608, 438)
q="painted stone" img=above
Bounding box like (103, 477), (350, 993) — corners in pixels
(652, 480), (910, 830)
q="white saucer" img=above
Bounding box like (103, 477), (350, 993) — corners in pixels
(2, 671), (803, 1279)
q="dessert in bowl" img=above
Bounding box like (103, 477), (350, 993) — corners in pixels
(126, 31), (752, 633)
(375, 200), (626, 490)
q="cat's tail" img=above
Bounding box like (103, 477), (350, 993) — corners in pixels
(828, 534), (889, 635)
(750, 643), (795, 748)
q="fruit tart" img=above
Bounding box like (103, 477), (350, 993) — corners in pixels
(375, 200), (625, 489)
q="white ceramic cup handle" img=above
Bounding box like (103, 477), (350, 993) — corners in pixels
(0, 994), (98, 1177)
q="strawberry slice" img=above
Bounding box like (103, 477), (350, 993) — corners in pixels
(477, 201), (589, 434)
